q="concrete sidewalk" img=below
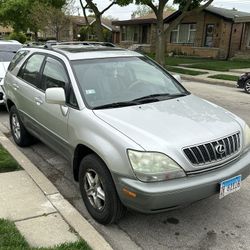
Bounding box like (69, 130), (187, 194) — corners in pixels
(0, 123), (112, 250)
(168, 66), (241, 88)
(0, 171), (78, 248)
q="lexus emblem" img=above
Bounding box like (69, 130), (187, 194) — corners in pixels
(215, 144), (225, 154)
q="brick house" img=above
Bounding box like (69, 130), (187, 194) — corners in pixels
(113, 6), (250, 59)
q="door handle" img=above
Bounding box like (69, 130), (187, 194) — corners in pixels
(35, 97), (43, 105)
(12, 83), (19, 90)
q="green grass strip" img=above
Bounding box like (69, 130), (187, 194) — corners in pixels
(165, 66), (208, 76)
(187, 60), (250, 72)
(0, 219), (91, 250)
(208, 74), (239, 81)
(0, 145), (21, 173)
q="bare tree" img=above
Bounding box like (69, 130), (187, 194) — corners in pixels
(79, 0), (116, 41)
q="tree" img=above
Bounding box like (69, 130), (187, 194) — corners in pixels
(29, 2), (69, 41)
(132, 5), (175, 18)
(0, 0), (66, 33)
(79, 0), (116, 42)
(117, 0), (214, 65)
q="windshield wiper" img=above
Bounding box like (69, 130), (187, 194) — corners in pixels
(93, 101), (140, 110)
(133, 93), (187, 102)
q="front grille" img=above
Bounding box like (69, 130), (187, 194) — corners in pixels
(183, 132), (241, 166)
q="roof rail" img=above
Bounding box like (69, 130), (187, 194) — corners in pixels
(51, 41), (116, 47)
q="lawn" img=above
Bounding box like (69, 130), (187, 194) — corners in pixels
(208, 74), (239, 81)
(146, 53), (250, 72)
(0, 145), (21, 173)
(186, 60), (250, 72)
(0, 219), (91, 250)
(165, 65), (207, 76)
(165, 56), (212, 66)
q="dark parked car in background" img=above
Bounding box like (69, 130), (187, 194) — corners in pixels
(237, 73), (250, 94)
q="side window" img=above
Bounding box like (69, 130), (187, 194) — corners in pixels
(41, 57), (68, 90)
(19, 54), (45, 88)
(8, 50), (29, 71)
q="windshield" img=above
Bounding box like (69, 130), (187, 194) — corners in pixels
(72, 57), (188, 109)
(0, 44), (22, 62)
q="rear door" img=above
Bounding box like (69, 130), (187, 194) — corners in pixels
(14, 53), (46, 129)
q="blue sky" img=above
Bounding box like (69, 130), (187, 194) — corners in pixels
(75, 0), (250, 20)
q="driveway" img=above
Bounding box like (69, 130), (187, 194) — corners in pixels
(1, 82), (250, 250)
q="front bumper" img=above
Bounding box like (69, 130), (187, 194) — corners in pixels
(113, 150), (250, 213)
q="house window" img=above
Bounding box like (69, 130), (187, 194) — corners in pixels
(170, 24), (196, 44)
(121, 26), (139, 42)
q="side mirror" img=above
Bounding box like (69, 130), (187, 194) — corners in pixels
(45, 87), (66, 105)
(173, 74), (182, 83)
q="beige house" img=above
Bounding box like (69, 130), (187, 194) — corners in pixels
(0, 26), (13, 39)
(113, 6), (250, 59)
(39, 15), (120, 43)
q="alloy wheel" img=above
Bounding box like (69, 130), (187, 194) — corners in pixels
(84, 169), (105, 210)
(11, 114), (21, 140)
(245, 81), (250, 93)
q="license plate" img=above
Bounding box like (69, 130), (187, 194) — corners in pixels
(219, 175), (241, 199)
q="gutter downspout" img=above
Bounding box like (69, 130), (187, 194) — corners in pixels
(227, 21), (234, 60)
(239, 23), (245, 51)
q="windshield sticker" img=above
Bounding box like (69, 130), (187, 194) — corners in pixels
(86, 89), (96, 95)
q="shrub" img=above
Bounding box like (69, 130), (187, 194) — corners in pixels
(8, 32), (27, 44)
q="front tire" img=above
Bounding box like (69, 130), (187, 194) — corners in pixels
(244, 79), (250, 94)
(79, 154), (126, 224)
(9, 106), (35, 147)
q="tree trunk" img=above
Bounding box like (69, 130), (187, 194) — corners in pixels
(155, 14), (165, 66)
(95, 15), (104, 42)
(34, 31), (39, 42)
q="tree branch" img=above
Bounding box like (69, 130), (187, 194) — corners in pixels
(193, 0), (214, 13)
(146, 1), (158, 16)
(100, 1), (116, 15)
(79, 0), (90, 26)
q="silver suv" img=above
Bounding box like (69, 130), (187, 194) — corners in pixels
(4, 44), (250, 224)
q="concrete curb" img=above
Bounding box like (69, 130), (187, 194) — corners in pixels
(0, 122), (113, 250)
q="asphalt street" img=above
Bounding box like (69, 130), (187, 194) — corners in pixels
(0, 82), (249, 250)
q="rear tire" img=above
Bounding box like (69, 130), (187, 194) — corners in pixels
(79, 154), (126, 224)
(244, 79), (250, 94)
(9, 106), (35, 147)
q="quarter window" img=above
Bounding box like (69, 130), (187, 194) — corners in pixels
(8, 50), (29, 71)
(41, 57), (68, 90)
(19, 54), (45, 88)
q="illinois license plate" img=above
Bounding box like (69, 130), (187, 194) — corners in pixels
(219, 175), (241, 199)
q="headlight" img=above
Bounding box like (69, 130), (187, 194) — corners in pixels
(243, 124), (250, 149)
(128, 150), (186, 182)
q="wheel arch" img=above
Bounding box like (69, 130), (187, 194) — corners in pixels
(6, 99), (15, 112)
(73, 144), (108, 182)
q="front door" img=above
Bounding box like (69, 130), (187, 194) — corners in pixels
(33, 56), (71, 160)
(142, 25), (148, 44)
(204, 24), (214, 47)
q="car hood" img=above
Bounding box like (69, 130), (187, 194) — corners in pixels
(93, 95), (243, 154)
(0, 62), (10, 79)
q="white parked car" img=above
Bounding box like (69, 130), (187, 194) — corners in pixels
(0, 40), (22, 104)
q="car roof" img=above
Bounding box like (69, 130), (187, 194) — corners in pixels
(22, 44), (142, 61)
(0, 40), (21, 45)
